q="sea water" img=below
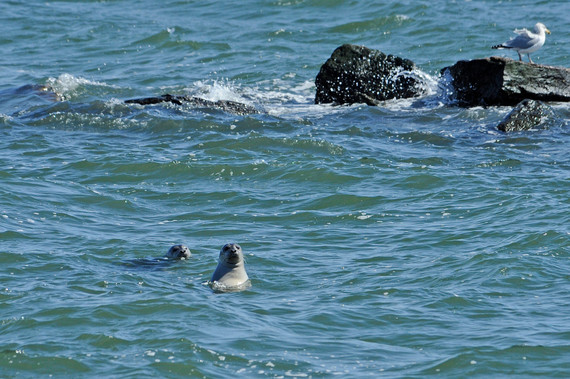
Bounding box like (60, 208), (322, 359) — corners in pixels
(1, 1), (569, 377)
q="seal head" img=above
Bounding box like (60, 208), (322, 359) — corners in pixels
(210, 243), (250, 292)
(165, 244), (191, 260)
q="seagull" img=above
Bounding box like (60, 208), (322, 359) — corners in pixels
(492, 22), (551, 63)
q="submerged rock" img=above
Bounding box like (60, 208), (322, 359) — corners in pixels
(497, 99), (557, 132)
(125, 94), (259, 115)
(315, 44), (425, 105)
(442, 57), (570, 106)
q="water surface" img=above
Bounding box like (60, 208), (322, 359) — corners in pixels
(1, 0), (569, 377)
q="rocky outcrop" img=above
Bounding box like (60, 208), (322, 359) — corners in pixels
(125, 94), (259, 115)
(315, 44), (425, 105)
(497, 99), (557, 132)
(442, 57), (570, 106)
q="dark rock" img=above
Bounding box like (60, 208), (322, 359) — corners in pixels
(315, 44), (425, 105)
(442, 57), (570, 106)
(125, 94), (259, 115)
(125, 94), (183, 106)
(497, 99), (557, 132)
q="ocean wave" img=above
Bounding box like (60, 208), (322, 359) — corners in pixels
(45, 73), (119, 101)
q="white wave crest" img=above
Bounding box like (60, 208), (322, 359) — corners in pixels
(185, 79), (250, 104)
(46, 73), (116, 100)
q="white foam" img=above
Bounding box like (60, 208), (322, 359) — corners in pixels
(185, 80), (250, 104)
(248, 78), (361, 118)
(177, 78), (344, 119)
(125, 68), (456, 119)
(208, 279), (252, 293)
(46, 73), (116, 100)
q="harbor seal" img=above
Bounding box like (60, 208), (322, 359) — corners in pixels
(210, 243), (250, 292)
(121, 244), (191, 269)
(165, 244), (191, 260)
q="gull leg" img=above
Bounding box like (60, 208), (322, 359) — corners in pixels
(528, 54), (534, 64)
(517, 51), (522, 61)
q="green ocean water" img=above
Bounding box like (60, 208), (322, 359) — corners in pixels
(1, 0), (569, 377)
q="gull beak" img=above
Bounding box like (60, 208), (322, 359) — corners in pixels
(546, 28), (551, 34)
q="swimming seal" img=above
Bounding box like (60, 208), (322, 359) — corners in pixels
(121, 244), (191, 269)
(210, 243), (250, 292)
(165, 244), (191, 259)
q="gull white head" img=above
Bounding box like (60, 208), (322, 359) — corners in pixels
(492, 22), (550, 63)
(534, 22), (551, 35)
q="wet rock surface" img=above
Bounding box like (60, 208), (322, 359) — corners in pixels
(497, 99), (558, 132)
(314, 44), (425, 105)
(125, 94), (259, 115)
(442, 57), (570, 106)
